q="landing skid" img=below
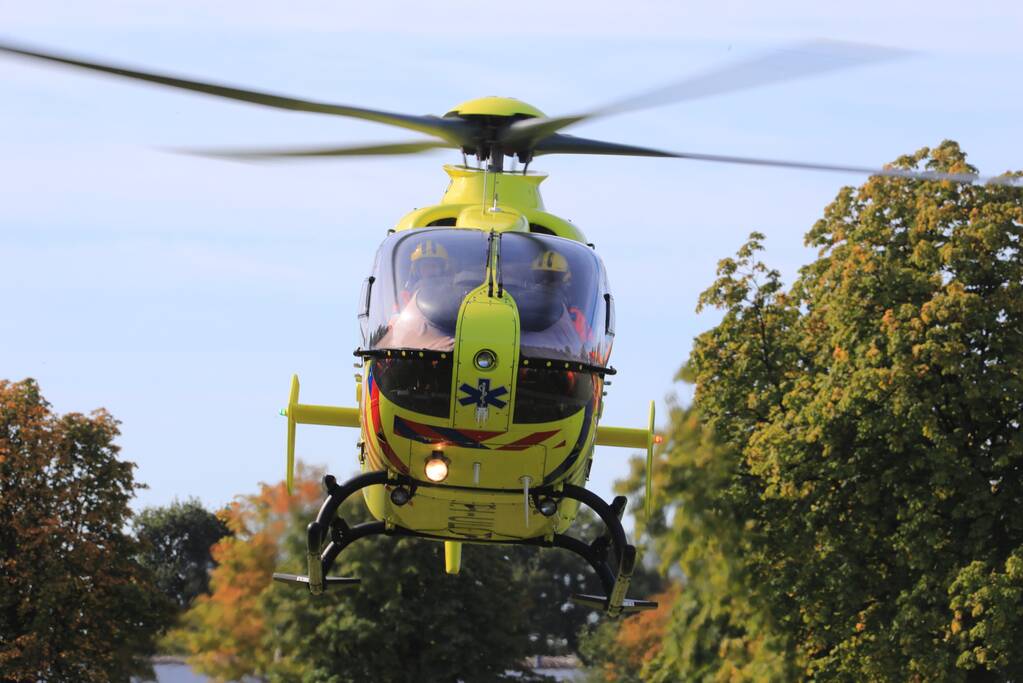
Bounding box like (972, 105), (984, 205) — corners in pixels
(272, 471), (658, 617)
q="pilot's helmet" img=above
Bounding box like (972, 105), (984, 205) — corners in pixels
(410, 239), (450, 279)
(530, 249), (570, 287)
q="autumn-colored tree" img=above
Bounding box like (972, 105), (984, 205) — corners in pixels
(688, 142), (1023, 680)
(579, 585), (679, 683)
(171, 467), (323, 681)
(0, 379), (171, 683)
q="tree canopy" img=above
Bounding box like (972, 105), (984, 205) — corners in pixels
(582, 142), (1023, 681)
(0, 379), (170, 683)
(687, 142), (1023, 680)
(173, 466), (614, 682)
(135, 498), (232, 613)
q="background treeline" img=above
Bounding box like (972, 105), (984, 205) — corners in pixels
(3, 142), (1022, 682)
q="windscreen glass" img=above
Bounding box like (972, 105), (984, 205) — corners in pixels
(500, 233), (612, 366)
(362, 229), (489, 350)
(513, 366), (595, 423)
(373, 353), (453, 417)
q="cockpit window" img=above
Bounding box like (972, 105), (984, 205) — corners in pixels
(362, 229), (489, 350)
(500, 233), (612, 367)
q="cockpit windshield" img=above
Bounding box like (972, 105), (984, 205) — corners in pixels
(500, 233), (612, 367)
(361, 229), (489, 351)
(360, 229), (613, 368)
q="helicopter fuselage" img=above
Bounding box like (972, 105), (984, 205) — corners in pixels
(355, 166), (611, 543)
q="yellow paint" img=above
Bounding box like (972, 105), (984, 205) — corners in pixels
(444, 541), (462, 574)
(394, 166), (587, 242)
(284, 373), (360, 493)
(445, 96), (545, 118)
(595, 425), (649, 449)
(595, 401), (658, 518)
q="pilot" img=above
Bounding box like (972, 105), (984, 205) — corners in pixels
(401, 239), (450, 304)
(520, 249), (587, 359)
(379, 238), (454, 350)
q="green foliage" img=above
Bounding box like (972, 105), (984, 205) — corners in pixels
(0, 379), (171, 683)
(135, 498), (231, 613)
(174, 467), (625, 681)
(513, 508), (630, 655)
(266, 494), (542, 683)
(687, 142), (1023, 680)
(580, 399), (795, 682)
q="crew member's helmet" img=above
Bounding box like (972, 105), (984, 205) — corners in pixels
(410, 239), (450, 278)
(530, 249), (570, 286)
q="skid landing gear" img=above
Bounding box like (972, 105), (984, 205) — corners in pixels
(272, 472), (658, 617)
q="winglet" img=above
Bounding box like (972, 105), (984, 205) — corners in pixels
(285, 374), (300, 495)
(645, 400), (658, 520)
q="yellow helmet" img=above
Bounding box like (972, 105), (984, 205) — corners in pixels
(531, 250), (569, 279)
(411, 239), (449, 263)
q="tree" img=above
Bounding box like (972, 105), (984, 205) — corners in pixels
(171, 469), (323, 682)
(578, 585), (679, 683)
(688, 142), (1023, 680)
(0, 379), (171, 683)
(264, 481), (552, 683)
(135, 498), (231, 613)
(513, 508), (627, 655)
(580, 397), (795, 682)
(174, 466), (570, 682)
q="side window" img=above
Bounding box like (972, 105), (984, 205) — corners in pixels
(604, 293), (615, 336)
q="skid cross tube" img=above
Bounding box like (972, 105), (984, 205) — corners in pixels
(322, 521), (390, 570)
(307, 470), (389, 554)
(280, 471), (657, 614)
(300, 470), (389, 594)
(556, 484), (629, 570)
(544, 534), (617, 596)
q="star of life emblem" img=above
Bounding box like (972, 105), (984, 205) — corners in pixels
(458, 378), (508, 426)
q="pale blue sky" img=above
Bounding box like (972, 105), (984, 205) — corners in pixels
(1, 0), (1021, 513)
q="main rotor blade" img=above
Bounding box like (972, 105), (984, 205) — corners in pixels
(0, 41), (474, 146)
(533, 134), (1018, 186)
(503, 40), (908, 149)
(533, 134), (676, 158)
(178, 139), (453, 160)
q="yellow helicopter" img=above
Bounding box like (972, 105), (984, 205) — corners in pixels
(1, 39), (1005, 617)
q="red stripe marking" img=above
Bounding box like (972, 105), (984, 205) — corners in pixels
(411, 420), (463, 444)
(398, 417), (502, 445)
(460, 428), (504, 442)
(370, 379), (409, 474)
(495, 429), (559, 451)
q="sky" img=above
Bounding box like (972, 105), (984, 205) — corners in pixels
(1, 0), (1021, 516)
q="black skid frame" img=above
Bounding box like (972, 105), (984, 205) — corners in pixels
(272, 471), (657, 617)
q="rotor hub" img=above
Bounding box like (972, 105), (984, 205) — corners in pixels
(444, 96), (545, 119)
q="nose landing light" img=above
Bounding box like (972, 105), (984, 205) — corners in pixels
(424, 451), (450, 482)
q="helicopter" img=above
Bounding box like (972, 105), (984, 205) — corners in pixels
(1, 39), (1013, 618)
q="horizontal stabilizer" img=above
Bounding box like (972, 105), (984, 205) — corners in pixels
(570, 593), (658, 614)
(272, 572), (360, 588)
(595, 401), (659, 520)
(284, 374), (360, 494)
